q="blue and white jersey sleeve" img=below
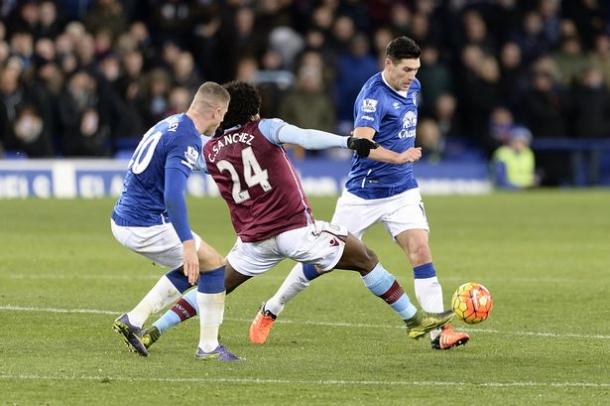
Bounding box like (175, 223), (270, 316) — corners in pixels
(258, 118), (288, 144)
(258, 118), (348, 150)
(354, 87), (384, 132)
(165, 135), (202, 177)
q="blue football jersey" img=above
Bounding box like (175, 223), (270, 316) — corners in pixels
(112, 113), (202, 227)
(345, 72), (420, 199)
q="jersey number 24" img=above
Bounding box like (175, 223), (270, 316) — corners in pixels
(216, 146), (272, 204)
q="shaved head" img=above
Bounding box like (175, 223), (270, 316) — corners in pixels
(190, 81), (230, 114)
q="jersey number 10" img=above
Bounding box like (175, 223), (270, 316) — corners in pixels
(216, 146), (272, 204)
(129, 130), (163, 174)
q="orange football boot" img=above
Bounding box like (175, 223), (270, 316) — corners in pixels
(431, 324), (470, 350)
(249, 303), (277, 344)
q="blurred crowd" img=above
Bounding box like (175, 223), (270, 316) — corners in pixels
(1, 0), (610, 163)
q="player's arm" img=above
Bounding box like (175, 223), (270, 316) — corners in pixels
(262, 119), (377, 157)
(166, 140), (202, 285)
(353, 126), (422, 164)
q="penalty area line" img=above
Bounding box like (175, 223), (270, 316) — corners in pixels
(1, 305), (609, 340)
(0, 374), (608, 388)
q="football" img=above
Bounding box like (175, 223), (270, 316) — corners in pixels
(451, 282), (493, 324)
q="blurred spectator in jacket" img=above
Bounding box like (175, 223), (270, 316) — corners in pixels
(0, 65), (54, 157)
(416, 118), (444, 162)
(510, 11), (550, 65)
(417, 43), (452, 117)
(589, 33), (610, 88)
(84, 0), (127, 39)
(372, 26), (393, 68)
(562, 0), (608, 49)
(552, 34), (589, 86)
(570, 67), (610, 138)
(10, 32), (35, 71)
(434, 93), (461, 139)
(410, 12), (440, 47)
(138, 68), (171, 128)
(164, 86), (191, 117)
(461, 9), (496, 55)
(279, 64), (335, 158)
(335, 33), (377, 129)
(538, 0), (562, 48)
(39, 1), (63, 39)
(493, 126), (537, 189)
(58, 70), (110, 156)
(269, 26), (304, 71)
(329, 15), (355, 56)
(389, 3), (410, 37)
(499, 41), (529, 115)
(228, 6), (265, 78)
(458, 45), (501, 148)
(522, 57), (568, 138)
(172, 51), (201, 91)
(489, 106), (515, 148)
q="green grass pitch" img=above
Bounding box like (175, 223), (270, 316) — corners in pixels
(1, 191), (609, 404)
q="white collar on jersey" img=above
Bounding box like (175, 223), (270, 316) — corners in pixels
(381, 71), (408, 98)
(222, 124), (242, 134)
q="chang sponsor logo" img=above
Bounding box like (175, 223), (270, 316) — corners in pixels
(398, 110), (417, 138)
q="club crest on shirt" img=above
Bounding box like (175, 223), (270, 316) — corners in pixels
(399, 110), (417, 138)
(361, 98), (378, 113)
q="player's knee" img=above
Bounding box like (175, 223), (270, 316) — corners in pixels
(198, 252), (225, 270)
(408, 243), (432, 265)
(362, 246), (378, 270)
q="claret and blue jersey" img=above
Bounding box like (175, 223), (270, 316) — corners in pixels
(112, 113), (202, 228)
(346, 72), (421, 199)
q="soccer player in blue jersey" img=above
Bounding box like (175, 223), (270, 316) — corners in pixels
(111, 82), (239, 361)
(136, 81), (453, 351)
(139, 39), (468, 351)
(248, 36), (470, 350)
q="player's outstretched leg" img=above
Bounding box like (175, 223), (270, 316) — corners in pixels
(397, 230), (470, 349)
(250, 263), (322, 344)
(334, 234), (453, 339)
(194, 266), (240, 361)
(113, 267), (190, 356)
(142, 265), (252, 351)
(141, 288), (198, 349)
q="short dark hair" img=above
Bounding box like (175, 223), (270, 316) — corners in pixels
(386, 36), (421, 62)
(221, 81), (261, 129)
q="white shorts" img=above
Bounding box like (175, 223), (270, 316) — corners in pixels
(111, 220), (202, 270)
(227, 221), (348, 277)
(331, 188), (429, 240)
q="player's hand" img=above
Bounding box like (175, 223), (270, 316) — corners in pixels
(347, 136), (379, 157)
(397, 147), (422, 163)
(182, 240), (199, 285)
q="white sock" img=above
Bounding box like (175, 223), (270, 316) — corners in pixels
(265, 263), (311, 316)
(197, 291), (225, 352)
(414, 276), (444, 339)
(127, 275), (181, 328)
